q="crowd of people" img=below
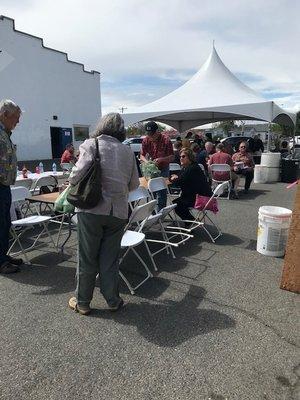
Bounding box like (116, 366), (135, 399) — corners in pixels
(0, 98), (263, 315)
(169, 130), (256, 199)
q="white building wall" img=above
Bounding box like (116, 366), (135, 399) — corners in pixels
(0, 16), (101, 160)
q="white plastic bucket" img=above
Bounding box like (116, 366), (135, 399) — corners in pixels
(257, 206), (292, 257)
(265, 166), (280, 182)
(254, 165), (267, 183)
(261, 153), (281, 168)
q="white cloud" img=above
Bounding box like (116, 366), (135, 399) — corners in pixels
(1, 0), (300, 112)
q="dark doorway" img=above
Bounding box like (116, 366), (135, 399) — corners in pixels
(50, 127), (73, 159)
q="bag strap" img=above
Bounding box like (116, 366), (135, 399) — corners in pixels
(95, 138), (100, 162)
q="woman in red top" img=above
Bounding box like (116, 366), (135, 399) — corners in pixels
(232, 141), (255, 193)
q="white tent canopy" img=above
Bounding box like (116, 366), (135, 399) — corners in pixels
(122, 46), (296, 131)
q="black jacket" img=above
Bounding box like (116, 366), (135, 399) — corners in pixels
(175, 163), (213, 205)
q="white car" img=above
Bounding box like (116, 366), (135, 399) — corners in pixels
(123, 137), (144, 153)
(289, 136), (300, 149)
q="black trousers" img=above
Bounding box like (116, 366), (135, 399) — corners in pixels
(0, 184), (11, 265)
(173, 197), (195, 221)
(237, 169), (254, 190)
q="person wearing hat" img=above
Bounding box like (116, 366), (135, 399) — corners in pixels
(140, 121), (174, 210)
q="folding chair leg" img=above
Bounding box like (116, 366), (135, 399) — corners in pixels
(119, 271), (136, 295)
(56, 213), (66, 248)
(9, 229), (31, 265)
(205, 214), (222, 239)
(143, 240), (158, 271)
(119, 246), (153, 295)
(42, 222), (57, 250)
(161, 230), (176, 258)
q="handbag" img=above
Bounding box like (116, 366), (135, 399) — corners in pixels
(67, 138), (102, 209)
(54, 186), (75, 214)
(194, 194), (219, 214)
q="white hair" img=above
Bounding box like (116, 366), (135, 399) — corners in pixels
(0, 99), (21, 117)
(92, 112), (125, 142)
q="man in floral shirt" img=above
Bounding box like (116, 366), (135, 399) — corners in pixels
(140, 121), (174, 209)
(0, 99), (22, 274)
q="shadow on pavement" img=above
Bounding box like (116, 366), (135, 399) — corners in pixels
(7, 252), (76, 295)
(238, 188), (271, 200)
(92, 284), (236, 347)
(213, 232), (244, 246)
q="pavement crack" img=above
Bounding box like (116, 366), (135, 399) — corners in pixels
(203, 296), (299, 349)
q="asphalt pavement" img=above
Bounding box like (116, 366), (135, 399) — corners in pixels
(0, 182), (299, 400)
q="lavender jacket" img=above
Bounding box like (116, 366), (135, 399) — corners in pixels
(69, 135), (139, 219)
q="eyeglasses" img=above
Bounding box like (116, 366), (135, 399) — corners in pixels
(180, 155), (186, 158)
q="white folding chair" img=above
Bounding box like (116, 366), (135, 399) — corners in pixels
(188, 182), (228, 242)
(12, 180), (34, 217)
(148, 176), (173, 208)
(119, 200), (158, 294)
(128, 186), (151, 211)
(198, 163), (205, 172)
(31, 175), (58, 195)
(134, 203), (192, 263)
(13, 178), (33, 190)
(168, 163), (182, 196)
(148, 177), (193, 245)
(169, 163), (181, 172)
(209, 164), (232, 200)
(8, 187), (56, 264)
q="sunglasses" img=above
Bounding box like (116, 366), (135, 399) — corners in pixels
(240, 146), (246, 149)
(180, 155), (186, 158)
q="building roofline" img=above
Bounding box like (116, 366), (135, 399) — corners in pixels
(0, 15), (101, 75)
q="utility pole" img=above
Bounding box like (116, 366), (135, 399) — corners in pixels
(119, 107), (127, 114)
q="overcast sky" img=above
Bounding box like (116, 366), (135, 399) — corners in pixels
(1, 0), (300, 116)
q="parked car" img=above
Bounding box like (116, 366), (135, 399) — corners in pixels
(123, 137), (144, 153)
(221, 136), (250, 152)
(289, 136), (300, 150)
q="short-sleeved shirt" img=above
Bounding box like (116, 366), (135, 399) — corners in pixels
(61, 149), (76, 164)
(209, 151), (233, 180)
(232, 151), (255, 169)
(141, 133), (173, 170)
(0, 122), (17, 186)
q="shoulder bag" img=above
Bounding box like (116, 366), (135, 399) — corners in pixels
(67, 138), (102, 209)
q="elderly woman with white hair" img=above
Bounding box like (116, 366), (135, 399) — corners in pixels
(68, 113), (139, 315)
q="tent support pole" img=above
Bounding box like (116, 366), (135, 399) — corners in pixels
(178, 121), (183, 134)
(267, 102), (273, 152)
(267, 123), (271, 152)
(292, 125), (296, 157)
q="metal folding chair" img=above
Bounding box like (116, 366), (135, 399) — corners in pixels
(209, 164), (232, 200)
(9, 187), (56, 264)
(148, 178), (193, 246)
(129, 187), (192, 263)
(119, 199), (159, 294)
(30, 175), (58, 195)
(128, 186), (151, 211)
(188, 182), (228, 242)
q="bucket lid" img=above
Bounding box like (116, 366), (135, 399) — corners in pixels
(259, 206), (292, 218)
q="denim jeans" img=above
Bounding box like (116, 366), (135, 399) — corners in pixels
(155, 167), (169, 211)
(0, 184), (11, 265)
